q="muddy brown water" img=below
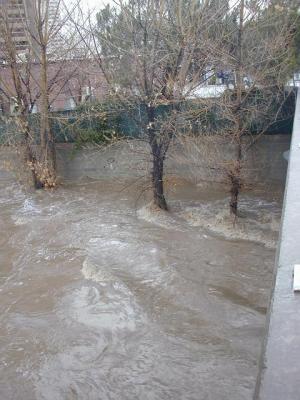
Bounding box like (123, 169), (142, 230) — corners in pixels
(0, 175), (281, 400)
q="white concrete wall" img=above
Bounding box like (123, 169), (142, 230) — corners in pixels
(54, 134), (290, 186)
(254, 92), (300, 400)
(0, 134), (291, 187)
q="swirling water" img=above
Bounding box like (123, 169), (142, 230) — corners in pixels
(0, 175), (281, 400)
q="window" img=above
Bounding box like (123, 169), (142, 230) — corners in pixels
(64, 98), (76, 110)
(294, 72), (300, 81)
(10, 97), (18, 114)
(31, 104), (38, 114)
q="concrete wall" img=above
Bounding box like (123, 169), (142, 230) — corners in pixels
(53, 134), (291, 186)
(254, 92), (300, 399)
(168, 134), (290, 186)
(0, 134), (291, 186)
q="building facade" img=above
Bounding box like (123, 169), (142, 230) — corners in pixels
(0, 0), (59, 59)
(0, 58), (109, 114)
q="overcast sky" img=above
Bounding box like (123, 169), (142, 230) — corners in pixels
(71, 0), (242, 15)
(84, 0), (114, 12)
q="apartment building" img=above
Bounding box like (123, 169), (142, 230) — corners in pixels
(0, 0), (30, 54)
(0, 0), (59, 58)
(0, 58), (109, 113)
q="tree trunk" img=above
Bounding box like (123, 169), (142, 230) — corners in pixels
(229, 171), (241, 216)
(20, 114), (44, 189)
(24, 144), (44, 189)
(40, 46), (56, 187)
(151, 144), (168, 210)
(229, 0), (244, 216)
(229, 143), (242, 217)
(147, 104), (168, 211)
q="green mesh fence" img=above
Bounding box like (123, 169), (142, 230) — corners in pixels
(0, 94), (296, 145)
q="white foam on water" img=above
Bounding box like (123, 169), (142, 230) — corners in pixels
(81, 258), (114, 283)
(177, 197), (281, 248)
(69, 285), (138, 331)
(83, 236), (176, 291)
(12, 216), (32, 226)
(22, 198), (40, 213)
(137, 203), (186, 231)
(12, 198), (42, 225)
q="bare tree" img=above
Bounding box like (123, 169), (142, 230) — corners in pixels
(74, 0), (226, 210)
(205, 0), (297, 216)
(0, 0), (86, 188)
(0, 2), (42, 187)
(25, 0), (77, 187)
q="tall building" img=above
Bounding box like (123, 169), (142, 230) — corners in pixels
(0, 0), (60, 58)
(0, 0), (32, 54)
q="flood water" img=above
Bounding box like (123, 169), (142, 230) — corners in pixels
(0, 174), (281, 400)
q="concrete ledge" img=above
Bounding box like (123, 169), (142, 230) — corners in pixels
(0, 134), (291, 186)
(55, 134), (291, 185)
(254, 89), (300, 399)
